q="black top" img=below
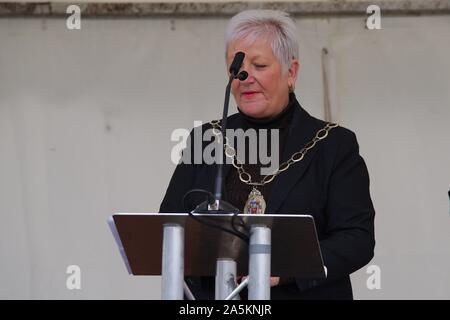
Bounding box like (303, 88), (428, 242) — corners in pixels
(225, 93), (295, 212)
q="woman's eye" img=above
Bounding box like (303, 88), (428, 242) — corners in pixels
(255, 64), (267, 68)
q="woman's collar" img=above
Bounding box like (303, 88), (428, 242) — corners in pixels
(237, 92), (296, 129)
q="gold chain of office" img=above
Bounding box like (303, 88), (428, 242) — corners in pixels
(210, 120), (338, 187)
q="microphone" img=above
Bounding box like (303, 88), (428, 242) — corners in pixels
(236, 71), (248, 81)
(213, 52), (245, 205)
(229, 52), (245, 77)
(193, 52), (245, 214)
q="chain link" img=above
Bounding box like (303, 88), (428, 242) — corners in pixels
(210, 120), (338, 186)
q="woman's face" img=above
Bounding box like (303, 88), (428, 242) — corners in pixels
(226, 38), (299, 119)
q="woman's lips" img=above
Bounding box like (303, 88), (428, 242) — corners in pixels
(242, 91), (258, 98)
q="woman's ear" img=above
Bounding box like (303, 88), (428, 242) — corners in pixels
(288, 59), (300, 86)
(288, 59), (300, 85)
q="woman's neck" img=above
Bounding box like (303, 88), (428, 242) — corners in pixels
(238, 93), (296, 129)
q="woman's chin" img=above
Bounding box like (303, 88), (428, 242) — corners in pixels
(239, 104), (267, 119)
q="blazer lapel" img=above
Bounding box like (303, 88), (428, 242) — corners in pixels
(266, 103), (321, 213)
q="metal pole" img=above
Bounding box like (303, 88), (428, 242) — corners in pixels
(225, 277), (248, 301)
(161, 223), (184, 300)
(184, 281), (196, 300)
(248, 225), (271, 300)
(215, 258), (239, 300)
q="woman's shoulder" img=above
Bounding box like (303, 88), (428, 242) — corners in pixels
(306, 115), (361, 167)
(309, 114), (359, 146)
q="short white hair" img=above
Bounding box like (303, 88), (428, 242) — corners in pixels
(225, 9), (299, 74)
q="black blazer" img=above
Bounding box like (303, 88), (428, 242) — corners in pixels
(159, 98), (375, 300)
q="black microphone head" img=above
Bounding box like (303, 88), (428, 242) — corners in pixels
(229, 52), (245, 76)
(236, 71), (248, 81)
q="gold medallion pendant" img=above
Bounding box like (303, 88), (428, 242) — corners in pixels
(244, 187), (266, 214)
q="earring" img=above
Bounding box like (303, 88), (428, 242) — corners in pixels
(288, 84), (294, 93)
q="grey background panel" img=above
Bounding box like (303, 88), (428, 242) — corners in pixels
(0, 13), (449, 299)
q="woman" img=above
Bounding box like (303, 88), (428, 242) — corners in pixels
(160, 9), (375, 300)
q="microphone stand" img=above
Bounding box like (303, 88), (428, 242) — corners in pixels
(193, 72), (246, 214)
(187, 67), (249, 301)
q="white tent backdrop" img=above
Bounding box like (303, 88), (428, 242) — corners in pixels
(0, 14), (449, 299)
